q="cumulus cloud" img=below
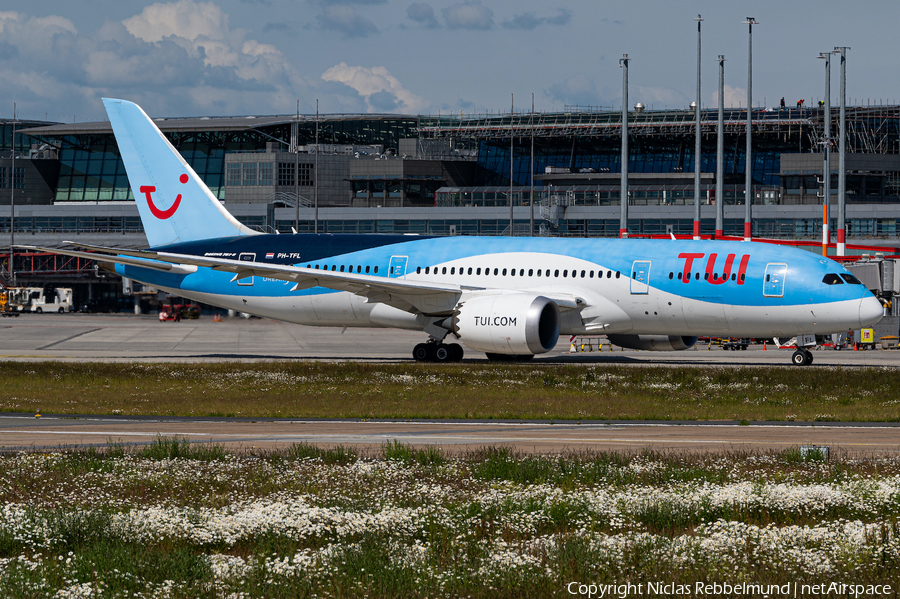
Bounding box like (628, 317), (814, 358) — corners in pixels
(0, 3), (314, 119)
(502, 9), (571, 30)
(321, 63), (427, 113)
(546, 75), (604, 107)
(712, 85), (749, 109)
(632, 85), (688, 108)
(262, 22), (294, 34)
(442, 2), (494, 30)
(406, 3), (439, 28)
(315, 5), (378, 38)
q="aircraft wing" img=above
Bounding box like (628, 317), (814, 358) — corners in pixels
(17, 243), (472, 315)
(18, 242), (587, 316)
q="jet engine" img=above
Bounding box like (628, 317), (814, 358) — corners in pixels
(450, 294), (560, 355)
(606, 334), (698, 351)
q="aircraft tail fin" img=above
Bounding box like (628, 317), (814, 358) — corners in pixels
(103, 98), (259, 247)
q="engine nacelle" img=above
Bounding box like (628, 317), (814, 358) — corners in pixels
(451, 294), (560, 355)
(606, 334), (698, 351)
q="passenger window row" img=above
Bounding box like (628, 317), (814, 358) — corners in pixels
(414, 265), (621, 279)
(307, 264), (379, 274)
(667, 271), (746, 283)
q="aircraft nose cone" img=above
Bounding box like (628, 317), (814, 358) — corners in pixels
(859, 295), (884, 328)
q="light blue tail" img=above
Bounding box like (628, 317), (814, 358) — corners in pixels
(103, 98), (259, 247)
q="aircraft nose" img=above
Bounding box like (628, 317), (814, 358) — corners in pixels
(859, 295), (884, 328)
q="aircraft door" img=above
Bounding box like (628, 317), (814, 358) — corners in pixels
(630, 260), (651, 295)
(388, 255), (408, 278)
(237, 253), (255, 286)
(763, 263), (788, 297)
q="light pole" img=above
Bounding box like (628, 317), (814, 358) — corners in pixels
(818, 52), (832, 257)
(619, 54), (630, 238)
(693, 14), (703, 240)
(8, 102), (15, 285)
(314, 99), (319, 234)
(742, 17), (758, 242)
(530, 93), (534, 237)
(509, 94), (514, 236)
(834, 46), (850, 256)
(294, 100), (299, 233)
(716, 55), (725, 238)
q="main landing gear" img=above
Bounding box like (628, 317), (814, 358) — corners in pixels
(791, 348), (814, 366)
(412, 341), (464, 363)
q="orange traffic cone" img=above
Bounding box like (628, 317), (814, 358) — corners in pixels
(763, 341), (767, 351)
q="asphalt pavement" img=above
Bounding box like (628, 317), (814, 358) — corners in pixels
(2, 313), (898, 455)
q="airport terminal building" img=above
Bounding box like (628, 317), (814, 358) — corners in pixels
(1, 103), (899, 294)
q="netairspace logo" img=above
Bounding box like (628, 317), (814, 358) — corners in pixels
(566, 581), (894, 597)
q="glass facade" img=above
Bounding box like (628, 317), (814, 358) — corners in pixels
(225, 162), (274, 187)
(1, 121), (51, 153)
(16, 107), (900, 215)
(0, 166), (25, 189)
(296, 118), (418, 147)
(36, 118), (418, 203)
(476, 137), (783, 188)
(53, 134), (232, 202)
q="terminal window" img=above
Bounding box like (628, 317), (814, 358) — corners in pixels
(277, 163), (294, 186)
(227, 162), (275, 186)
(277, 163), (314, 187)
(0, 167), (24, 189)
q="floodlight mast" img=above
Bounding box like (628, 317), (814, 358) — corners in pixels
(834, 46), (850, 256)
(715, 55), (725, 238)
(530, 93), (534, 237)
(509, 94), (514, 236)
(693, 14), (704, 240)
(742, 17), (758, 242)
(619, 54), (630, 238)
(818, 52), (833, 257)
(8, 102), (15, 285)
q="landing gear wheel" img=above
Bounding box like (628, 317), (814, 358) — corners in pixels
(447, 343), (464, 362)
(791, 349), (812, 366)
(413, 343), (434, 362)
(433, 344), (451, 363)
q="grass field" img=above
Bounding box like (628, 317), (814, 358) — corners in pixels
(1, 441), (898, 598)
(0, 362), (899, 422)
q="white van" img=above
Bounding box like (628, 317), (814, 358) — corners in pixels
(27, 287), (74, 313)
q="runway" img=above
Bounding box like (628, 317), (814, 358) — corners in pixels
(1, 313), (898, 366)
(2, 314), (898, 456)
(2, 414), (899, 455)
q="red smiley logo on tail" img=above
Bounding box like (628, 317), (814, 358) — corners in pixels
(140, 174), (189, 220)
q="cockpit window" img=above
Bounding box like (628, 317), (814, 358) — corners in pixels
(841, 273), (863, 285)
(822, 273), (844, 285)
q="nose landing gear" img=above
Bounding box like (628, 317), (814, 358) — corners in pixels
(413, 341), (464, 362)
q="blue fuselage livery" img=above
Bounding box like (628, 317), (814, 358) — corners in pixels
(126, 234), (881, 340)
(20, 99), (883, 364)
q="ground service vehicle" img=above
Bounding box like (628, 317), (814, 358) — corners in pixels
(0, 289), (21, 317)
(159, 304), (181, 322)
(26, 286), (73, 313)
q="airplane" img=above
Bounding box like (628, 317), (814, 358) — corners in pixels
(19, 98), (884, 366)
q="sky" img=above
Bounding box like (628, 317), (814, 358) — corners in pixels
(1, 0), (898, 122)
